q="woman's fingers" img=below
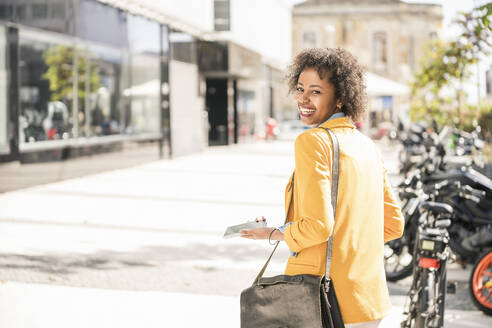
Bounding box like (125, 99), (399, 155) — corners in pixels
(239, 229), (252, 238)
(240, 228), (258, 239)
(239, 228), (273, 240)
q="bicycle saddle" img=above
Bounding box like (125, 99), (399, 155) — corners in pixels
(420, 201), (453, 215)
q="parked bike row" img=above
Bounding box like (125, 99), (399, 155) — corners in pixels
(383, 121), (492, 327)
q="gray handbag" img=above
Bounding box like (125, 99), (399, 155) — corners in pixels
(240, 128), (345, 328)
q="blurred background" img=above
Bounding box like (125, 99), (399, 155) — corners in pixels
(0, 1), (491, 327)
(0, 0), (488, 167)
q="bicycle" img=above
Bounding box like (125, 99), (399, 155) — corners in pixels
(401, 201), (453, 328)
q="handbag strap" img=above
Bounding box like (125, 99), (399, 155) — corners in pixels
(252, 128), (340, 285)
(320, 128), (339, 279)
(253, 173), (294, 285)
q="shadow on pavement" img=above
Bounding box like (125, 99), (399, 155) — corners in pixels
(0, 253), (154, 274)
(0, 241), (288, 275)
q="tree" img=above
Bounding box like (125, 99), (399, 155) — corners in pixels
(42, 45), (101, 106)
(410, 3), (491, 129)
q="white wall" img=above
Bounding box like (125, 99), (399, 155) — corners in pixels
(137, 0), (214, 33)
(230, 0), (292, 65)
(169, 60), (206, 156)
(0, 26), (8, 154)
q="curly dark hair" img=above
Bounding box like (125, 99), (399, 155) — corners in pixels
(286, 47), (367, 121)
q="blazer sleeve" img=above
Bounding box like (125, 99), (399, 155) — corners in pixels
(383, 166), (404, 243)
(283, 132), (334, 253)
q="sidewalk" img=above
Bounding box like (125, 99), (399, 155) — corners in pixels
(0, 143), (161, 193)
(0, 281), (239, 328)
(1, 281), (489, 328)
(0, 140), (491, 327)
(0, 141), (294, 328)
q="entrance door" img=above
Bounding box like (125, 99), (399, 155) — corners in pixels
(206, 78), (228, 146)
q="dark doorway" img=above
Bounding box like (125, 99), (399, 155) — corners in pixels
(206, 78), (228, 146)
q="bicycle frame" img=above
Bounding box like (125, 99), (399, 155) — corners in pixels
(401, 211), (451, 328)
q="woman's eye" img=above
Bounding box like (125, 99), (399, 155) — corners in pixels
(295, 87), (303, 92)
(312, 90), (320, 95)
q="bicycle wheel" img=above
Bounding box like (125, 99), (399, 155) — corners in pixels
(436, 266), (447, 327)
(470, 250), (492, 315)
(385, 224), (416, 281)
(415, 269), (429, 328)
(426, 267), (446, 328)
(401, 266), (423, 328)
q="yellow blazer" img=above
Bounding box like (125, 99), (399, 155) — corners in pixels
(282, 117), (404, 324)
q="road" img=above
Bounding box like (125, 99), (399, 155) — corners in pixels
(0, 139), (490, 327)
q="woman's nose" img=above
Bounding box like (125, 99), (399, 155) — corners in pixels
(301, 93), (309, 103)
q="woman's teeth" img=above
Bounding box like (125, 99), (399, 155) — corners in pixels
(300, 107), (315, 114)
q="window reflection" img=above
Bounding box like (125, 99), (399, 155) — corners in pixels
(76, 0), (128, 49)
(170, 30), (196, 64)
(126, 14), (160, 134)
(19, 30), (74, 143)
(79, 44), (124, 137)
(0, 0), (75, 36)
(237, 90), (256, 143)
(12, 2), (167, 145)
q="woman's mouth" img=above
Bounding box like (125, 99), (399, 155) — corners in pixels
(298, 106), (316, 117)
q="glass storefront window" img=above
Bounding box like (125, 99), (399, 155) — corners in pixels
(11, 3), (166, 148)
(19, 28), (74, 143)
(0, 25), (8, 153)
(0, 0), (75, 35)
(170, 30), (196, 64)
(78, 43), (126, 137)
(77, 0), (127, 49)
(126, 14), (160, 134)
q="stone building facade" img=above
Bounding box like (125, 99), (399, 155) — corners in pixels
(293, 0), (443, 84)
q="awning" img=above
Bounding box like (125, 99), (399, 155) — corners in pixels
(366, 72), (410, 97)
(122, 79), (160, 97)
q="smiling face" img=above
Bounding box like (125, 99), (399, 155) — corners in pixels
(295, 67), (340, 127)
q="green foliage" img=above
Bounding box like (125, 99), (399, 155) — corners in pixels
(410, 3), (492, 126)
(42, 45), (101, 104)
(409, 98), (453, 127)
(456, 3), (492, 57)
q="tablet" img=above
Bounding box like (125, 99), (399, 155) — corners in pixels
(223, 220), (267, 239)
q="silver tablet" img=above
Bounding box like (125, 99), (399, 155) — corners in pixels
(223, 220), (267, 239)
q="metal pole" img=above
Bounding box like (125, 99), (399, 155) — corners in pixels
(72, 46), (79, 139)
(159, 25), (164, 159)
(85, 49), (90, 137)
(71, 0), (79, 139)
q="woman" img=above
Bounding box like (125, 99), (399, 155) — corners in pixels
(240, 48), (404, 327)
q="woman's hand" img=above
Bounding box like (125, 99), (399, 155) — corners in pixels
(240, 227), (284, 241)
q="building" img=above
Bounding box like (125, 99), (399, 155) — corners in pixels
(292, 0), (442, 132)
(0, 0), (292, 164)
